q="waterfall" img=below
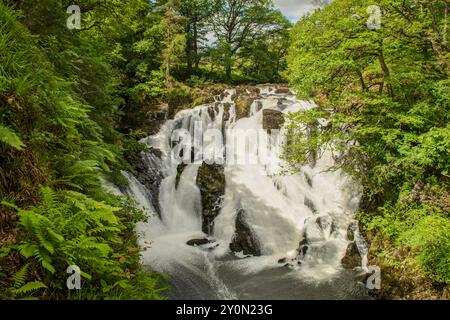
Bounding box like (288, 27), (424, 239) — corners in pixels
(121, 87), (370, 300)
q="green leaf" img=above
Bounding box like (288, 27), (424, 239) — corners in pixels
(0, 125), (24, 150)
(13, 281), (47, 295)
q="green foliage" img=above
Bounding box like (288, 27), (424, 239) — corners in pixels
(2, 188), (167, 300)
(404, 215), (450, 283)
(287, 0), (450, 287)
(209, 0), (289, 82)
(0, 1), (168, 300)
(0, 125), (24, 150)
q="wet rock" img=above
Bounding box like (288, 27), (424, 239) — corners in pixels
(129, 147), (164, 216)
(316, 216), (335, 236)
(235, 95), (256, 120)
(304, 172), (313, 188)
(300, 245), (309, 257)
(175, 163), (188, 189)
(187, 239), (214, 247)
(220, 91), (230, 101)
(207, 105), (217, 121)
(274, 87), (292, 95)
(341, 241), (362, 269)
(196, 163), (226, 235)
(229, 209), (261, 256)
(297, 236), (309, 259)
(262, 109), (285, 134)
(347, 222), (357, 241)
(192, 96), (215, 108)
(222, 103), (232, 123)
(304, 197), (317, 214)
(253, 101), (263, 114)
(278, 258), (288, 264)
(355, 270), (372, 283)
(299, 237), (308, 247)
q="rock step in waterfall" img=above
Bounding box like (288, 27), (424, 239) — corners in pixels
(121, 85), (371, 299)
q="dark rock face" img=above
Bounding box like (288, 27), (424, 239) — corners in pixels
(222, 103), (232, 123)
(341, 241), (362, 269)
(298, 236), (309, 259)
(262, 109), (285, 133)
(278, 258), (288, 264)
(229, 209), (261, 256)
(304, 197), (317, 215)
(304, 172), (313, 188)
(186, 239), (214, 247)
(130, 147), (164, 216)
(175, 163), (188, 189)
(196, 163), (226, 235)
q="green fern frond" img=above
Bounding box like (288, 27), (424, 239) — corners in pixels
(13, 281), (47, 295)
(0, 200), (19, 211)
(12, 263), (29, 288)
(0, 124), (24, 150)
(18, 243), (39, 259)
(40, 186), (58, 210)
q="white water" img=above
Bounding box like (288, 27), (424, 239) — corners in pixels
(122, 87), (368, 300)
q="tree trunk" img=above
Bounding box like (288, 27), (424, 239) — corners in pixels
(225, 60), (232, 83)
(193, 22), (199, 73)
(186, 23), (193, 76)
(378, 49), (393, 97)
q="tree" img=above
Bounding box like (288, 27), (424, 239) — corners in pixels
(239, 13), (291, 82)
(177, 0), (213, 75)
(160, 0), (186, 87)
(210, 0), (285, 82)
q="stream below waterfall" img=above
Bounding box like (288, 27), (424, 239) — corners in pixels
(117, 86), (372, 300)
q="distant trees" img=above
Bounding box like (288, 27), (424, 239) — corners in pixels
(177, 0), (213, 75)
(158, 0), (291, 83)
(209, 0), (289, 82)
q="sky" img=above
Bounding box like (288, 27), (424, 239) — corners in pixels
(273, 0), (318, 22)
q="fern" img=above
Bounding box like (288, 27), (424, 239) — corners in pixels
(12, 263), (29, 288)
(0, 124), (24, 150)
(13, 281), (47, 295)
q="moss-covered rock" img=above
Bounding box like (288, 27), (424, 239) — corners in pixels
(274, 87), (292, 95)
(229, 209), (261, 256)
(341, 241), (362, 269)
(196, 163), (226, 235)
(235, 95), (255, 120)
(262, 109), (285, 133)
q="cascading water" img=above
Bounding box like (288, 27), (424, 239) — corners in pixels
(121, 87), (370, 300)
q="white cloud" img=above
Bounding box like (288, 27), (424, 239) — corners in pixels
(273, 0), (324, 22)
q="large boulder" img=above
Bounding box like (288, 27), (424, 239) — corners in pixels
(341, 241), (362, 269)
(229, 209), (261, 256)
(196, 163), (226, 235)
(262, 109), (285, 133)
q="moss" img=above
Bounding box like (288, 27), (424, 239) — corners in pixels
(196, 163), (226, 235)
